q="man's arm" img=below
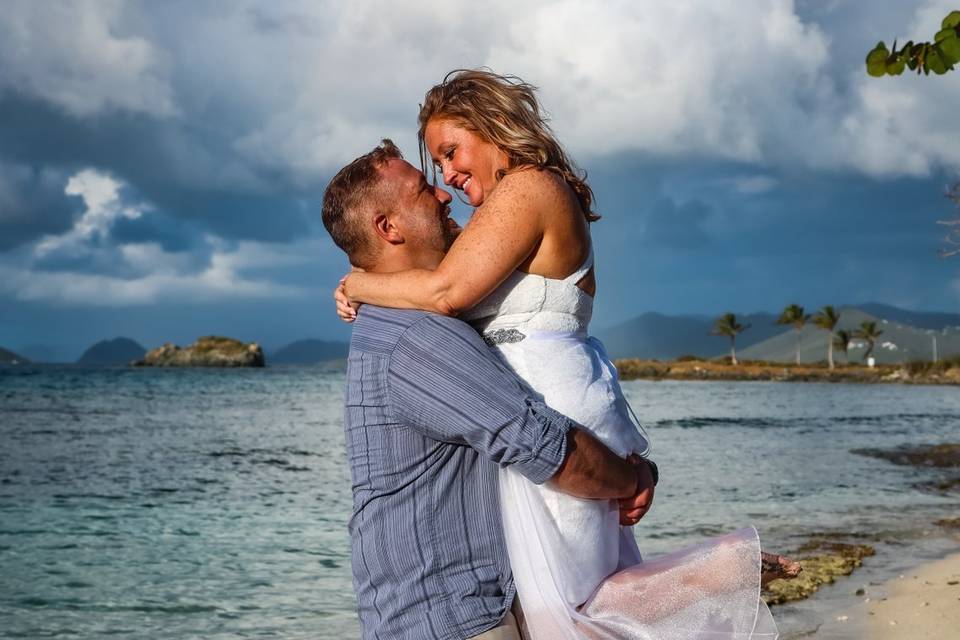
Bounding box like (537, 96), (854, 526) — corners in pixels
(554, 429), (656, 525)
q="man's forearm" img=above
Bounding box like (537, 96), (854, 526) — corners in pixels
(550, 428), (638, 499)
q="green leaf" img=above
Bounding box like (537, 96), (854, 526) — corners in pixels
(940, 33), (960, 65)
(942, 10), (960, 30)
(866, 43), (889, 76)
(927, 47), (948, 74)
(887, 55), (906, 75)
(935, 27), (955, 43)
(907, 56), (919, 71)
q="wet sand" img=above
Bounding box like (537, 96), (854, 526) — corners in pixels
(809, 551), (960, 639)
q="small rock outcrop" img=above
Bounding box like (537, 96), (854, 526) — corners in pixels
(133, 336), (265, 368)
(851, 443), (960, 468)
(763, 540), (876, 605)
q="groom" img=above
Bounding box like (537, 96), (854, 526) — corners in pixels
(322, 140), (656, 640)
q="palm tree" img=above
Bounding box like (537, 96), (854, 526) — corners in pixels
(855, 321), (884, 363)
(812, 306), (840, 369)
(711, 313), (751, 365)
(834, 330), (852, 365)
(776, 304), (811, 365)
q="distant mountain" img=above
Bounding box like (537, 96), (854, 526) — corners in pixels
(0, 347), (30, 365)
(596, 303), (960, 362)
(596, 311), (783, 360)
(740, 307), (960, 364)
(77, 337), (147, 366)
(856, 303), (960, 331)
(271, 339), (349, 364)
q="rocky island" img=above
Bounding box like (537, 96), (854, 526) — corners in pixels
(132, 336), (265, 368)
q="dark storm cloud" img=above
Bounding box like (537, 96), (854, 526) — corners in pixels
(0, 160), (78, 250)
(0, 91), (320, 253)
(110, 210), (201, 253)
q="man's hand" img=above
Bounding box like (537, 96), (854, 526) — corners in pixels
(618, 454), (655, 526)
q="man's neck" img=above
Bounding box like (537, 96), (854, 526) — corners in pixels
(370, 248), (442, 274)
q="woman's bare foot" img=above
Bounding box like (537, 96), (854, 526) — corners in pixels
(760, 552), (802, 586)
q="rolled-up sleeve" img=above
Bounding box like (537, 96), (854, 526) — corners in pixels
(387, 314), (571, 484)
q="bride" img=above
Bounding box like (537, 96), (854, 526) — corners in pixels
(337, 69), (794, 639)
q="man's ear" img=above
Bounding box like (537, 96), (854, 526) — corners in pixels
(372, 212), (404, 245)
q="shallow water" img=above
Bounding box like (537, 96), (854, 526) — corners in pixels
(1, 366), (958, 638)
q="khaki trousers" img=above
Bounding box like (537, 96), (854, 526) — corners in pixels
(470, 599), (525, 640)
(469, 611), (520, 640)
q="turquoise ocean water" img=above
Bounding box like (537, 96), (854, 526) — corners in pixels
(1, 366), (958, 638)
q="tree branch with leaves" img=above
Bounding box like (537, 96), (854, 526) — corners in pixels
(866, 10), (960, 76)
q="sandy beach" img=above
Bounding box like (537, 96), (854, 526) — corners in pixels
(809, 551), (960, 639)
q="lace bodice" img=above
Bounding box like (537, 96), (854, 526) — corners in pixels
(461, 245), (594, 335)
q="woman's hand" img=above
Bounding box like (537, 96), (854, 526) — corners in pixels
(335, 275), (360, 323)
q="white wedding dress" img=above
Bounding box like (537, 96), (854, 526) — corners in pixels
(462, 245), (778, 639)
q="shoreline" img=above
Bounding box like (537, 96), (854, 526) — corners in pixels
(613, 359), (960, 385)
(804, 549), (960, 639)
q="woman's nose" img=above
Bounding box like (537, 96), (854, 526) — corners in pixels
(441, 166), (457, 186)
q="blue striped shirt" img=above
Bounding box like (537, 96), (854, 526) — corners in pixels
(344, 306), (573, 640)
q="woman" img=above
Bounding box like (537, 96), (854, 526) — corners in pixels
(337, 70), (793, 639)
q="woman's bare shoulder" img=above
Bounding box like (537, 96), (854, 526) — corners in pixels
(485, 167), (572, 212)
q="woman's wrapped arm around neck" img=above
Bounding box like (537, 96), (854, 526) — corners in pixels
(341, 170), (557, 317)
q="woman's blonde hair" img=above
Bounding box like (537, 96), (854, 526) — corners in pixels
(417, 69), (599, 222)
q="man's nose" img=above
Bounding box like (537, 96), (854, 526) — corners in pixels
(434, 185), (452, 203)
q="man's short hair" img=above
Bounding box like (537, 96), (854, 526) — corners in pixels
(322, 139), (403, 267)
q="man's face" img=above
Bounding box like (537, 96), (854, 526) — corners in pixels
(380, 158), (460, 258)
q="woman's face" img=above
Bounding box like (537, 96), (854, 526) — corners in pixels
(423, 117), (509, 207)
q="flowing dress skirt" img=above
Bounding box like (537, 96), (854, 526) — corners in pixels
(492, 331), (778, 639)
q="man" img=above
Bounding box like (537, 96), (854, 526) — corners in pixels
(322, 140), (656, 640)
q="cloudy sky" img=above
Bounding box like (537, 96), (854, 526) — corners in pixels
(1, 0), (959, 360)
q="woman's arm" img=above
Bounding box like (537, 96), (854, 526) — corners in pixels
(343, 170), (554, 316)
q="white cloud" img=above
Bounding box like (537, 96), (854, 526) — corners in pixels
(0, 0), (175, 117)
(35, 169), (143, 258)
(0, 258), (306, 307)
(4, 0), (957, 180)
(165, 0), (959, 179)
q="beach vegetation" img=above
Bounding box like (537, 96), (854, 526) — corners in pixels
(833, 330), (852, 365)
(812, 306), (840, 370)
(710, 313), (751, 365)
(854, 321), (884, 363)
(776, 304), (811, 365)
(903, 355), (960, 376)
